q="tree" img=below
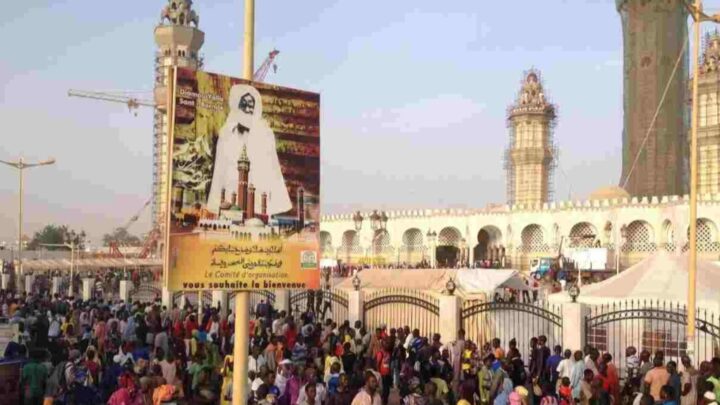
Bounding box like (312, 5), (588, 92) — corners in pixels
(102, 227), (142, 247)
(27, 224), (87, 250)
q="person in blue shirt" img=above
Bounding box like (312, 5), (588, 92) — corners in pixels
(666, 361), (682, 404)
(660, 384), (678, 405)
(547, 345), (563, 392)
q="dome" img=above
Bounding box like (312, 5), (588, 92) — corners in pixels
(245, 218), (265, 228)
(588, 186), (630, 201)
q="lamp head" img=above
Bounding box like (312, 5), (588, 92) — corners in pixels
(370, 210), (381, 231)
(353, 211), (363, 232)
(445, 277), (457, 296)
(568, 283), (580, 303)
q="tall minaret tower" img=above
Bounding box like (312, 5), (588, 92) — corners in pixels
(153, 0), (204, 228)
(505, 70), (557, 205)
(237, 145), (250, 213)
(617, 0), (688, 197)
(692, 32), (720, 195)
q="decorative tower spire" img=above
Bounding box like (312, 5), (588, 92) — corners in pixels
(153, 0), (204, 235)
(237, 145), (251, 213)
(247, 184), (256, 220)
(692, 30), (720, 195)
(504, 70), (557, 205)
(160, 0), (200, 27)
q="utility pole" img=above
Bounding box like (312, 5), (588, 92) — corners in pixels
(687, 0), (702, 357)
(232, 0), (254, 404)
(0, 156), (55, 286)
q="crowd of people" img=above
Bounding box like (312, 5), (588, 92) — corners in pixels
(1, 288), (720, 405)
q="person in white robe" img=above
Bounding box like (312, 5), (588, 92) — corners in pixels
(206, 84), (292, 217)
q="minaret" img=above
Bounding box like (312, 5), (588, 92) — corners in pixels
(617, 0), (688, 197)
(153, 0), (204, 228)
(237, 145), (250, 213)
(247, 184), (256, 219)
(505, 70), (556, 205)
(261, 192), (268, 216)
(692, 32), (720, 195)
(297, 188), (305, 229)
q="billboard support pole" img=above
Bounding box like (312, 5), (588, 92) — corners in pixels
(232, 0), (254, 404)
(687, 0), (702, 359)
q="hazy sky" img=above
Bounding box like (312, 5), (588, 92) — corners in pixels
(1, 0), (717, 246)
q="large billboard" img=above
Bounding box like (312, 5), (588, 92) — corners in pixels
(165, 67), (320, 291)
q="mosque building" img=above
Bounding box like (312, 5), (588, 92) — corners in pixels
(320, 49), (720, 271)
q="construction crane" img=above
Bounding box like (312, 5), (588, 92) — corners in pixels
(254, 49), (280, 82)
(67, 49), (280, 114)
(105, 197), (152, 258)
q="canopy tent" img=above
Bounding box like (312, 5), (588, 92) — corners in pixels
(20, 258), (162, 271)
(549, 252), (720, 310)
(334, 268), (530, 298)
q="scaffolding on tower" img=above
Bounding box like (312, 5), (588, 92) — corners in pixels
(503, 68), (558, 206)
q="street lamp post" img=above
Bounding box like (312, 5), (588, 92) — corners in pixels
(0, 157), (55, 286)
(352, 211), (363, 265)
(40, 242), (76, 296)
(369, 210), (388, 269)
(426, 230), (437, 268)
(615, 224), (627, 275)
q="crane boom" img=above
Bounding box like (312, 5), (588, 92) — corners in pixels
(67, 49), (281, 112)
(67, 89), (155, 110)
(254, 49), (280, 82)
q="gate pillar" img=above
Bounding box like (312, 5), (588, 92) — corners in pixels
(52, 276), (62, 296)
(82, 278), (93, 301)
(161, 287), (173, 309)
(274, 290), (291, 315)
(439, 295), (461, 343)
(562, 302), (589, 352)
(119, 280), (131, 303)
(348, 290), (365, 326)
(25, 274), (35, 295)
(212, 291), (229, 318)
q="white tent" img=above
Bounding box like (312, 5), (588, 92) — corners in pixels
(334, 268), (529, 298)
(549, 252), (720, 310)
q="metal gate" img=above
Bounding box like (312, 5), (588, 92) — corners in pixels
(289, 290), (349, 322)
(461, 300), (563, 362)
(131, 284), (161, 303)
(586, 300), (720, 377)
(228, 290), (276, 314)
(364, 288), (440, 338)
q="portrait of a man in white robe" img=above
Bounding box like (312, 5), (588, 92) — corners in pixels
(206, 84), (292, 218)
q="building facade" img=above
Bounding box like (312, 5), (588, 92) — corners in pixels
(152, 0), (205, 234)
(320, 191), (720, 271)
(505, 71), (556, 205)
(617, 0), (689, 198)
(694, 32), (720, 195)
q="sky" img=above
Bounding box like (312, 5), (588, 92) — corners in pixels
(1, 0), (717, 247)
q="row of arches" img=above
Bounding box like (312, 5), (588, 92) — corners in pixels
(321, 218), (720, 263)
